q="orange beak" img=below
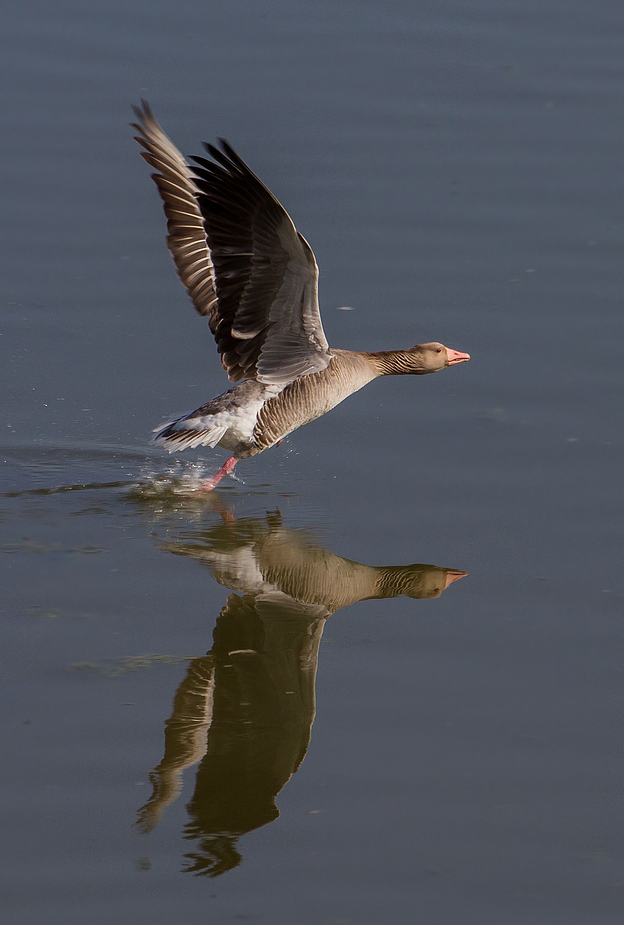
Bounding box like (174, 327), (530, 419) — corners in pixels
(443, 569), (468, 589)
(446, 348), (471, 365)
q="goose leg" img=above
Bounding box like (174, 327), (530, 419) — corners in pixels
(211, 496), (235, 523)
(202, 456), (238, 492)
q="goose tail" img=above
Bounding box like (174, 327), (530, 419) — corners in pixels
(152, 414), (227, 453)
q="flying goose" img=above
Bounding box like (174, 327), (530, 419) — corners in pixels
(132, 101), (470, 488)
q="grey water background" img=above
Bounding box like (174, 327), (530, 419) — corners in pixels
(2, 0), (623, 922)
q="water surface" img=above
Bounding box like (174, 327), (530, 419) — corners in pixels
(2, 1), (623, 923)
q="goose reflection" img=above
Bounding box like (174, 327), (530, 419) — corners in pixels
(136, 509), (466, 876)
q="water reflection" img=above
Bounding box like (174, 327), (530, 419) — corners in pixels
(136, 507), (466, 876)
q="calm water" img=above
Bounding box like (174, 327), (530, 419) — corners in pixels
(2, 1), (623, 923)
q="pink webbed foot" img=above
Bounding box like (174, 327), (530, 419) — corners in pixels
(202, 456), (238, 492)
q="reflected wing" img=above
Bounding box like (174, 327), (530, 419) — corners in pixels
(132, 100), (218, 321)
(133, 101), (330, 386)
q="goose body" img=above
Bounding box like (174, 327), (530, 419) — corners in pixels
(133, 102), (470, 487)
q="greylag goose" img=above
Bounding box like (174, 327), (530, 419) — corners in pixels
(132, 101), (470, 489)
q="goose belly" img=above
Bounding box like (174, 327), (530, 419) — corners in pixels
(170, 381), (282, 456)
(209, 384), (281, 453)
(213, 402), (268, 451)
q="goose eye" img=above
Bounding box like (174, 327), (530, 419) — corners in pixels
(435, 347), (442, 353)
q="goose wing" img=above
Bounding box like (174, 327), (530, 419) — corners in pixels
(132, 101), (330, 386)
(132, 100), (218, 322)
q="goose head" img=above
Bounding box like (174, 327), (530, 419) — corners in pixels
(407, 342), (471, 373)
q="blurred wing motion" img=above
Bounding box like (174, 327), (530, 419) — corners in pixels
(132, 101), (331, 386)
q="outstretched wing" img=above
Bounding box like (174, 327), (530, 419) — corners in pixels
(132, 101), (330, 386)
(132, 100), (218, 321)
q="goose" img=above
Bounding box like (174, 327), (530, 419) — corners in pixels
(132, 101), (470, 489)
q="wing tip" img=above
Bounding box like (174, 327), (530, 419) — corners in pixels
(132, 97), (153, 120)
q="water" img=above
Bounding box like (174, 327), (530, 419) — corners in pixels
(2, 1), (623, 922)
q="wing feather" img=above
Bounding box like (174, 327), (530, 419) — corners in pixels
(132, 101), (218, 321)
(133, 101), (331, 385)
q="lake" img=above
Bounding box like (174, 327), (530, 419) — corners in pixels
(2, 1), (622, 922)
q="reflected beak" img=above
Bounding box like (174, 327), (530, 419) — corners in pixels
(443, 569), (468, 589)
(446, 348), (471, 365)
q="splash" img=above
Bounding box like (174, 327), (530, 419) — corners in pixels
(130, 458), (244, 499)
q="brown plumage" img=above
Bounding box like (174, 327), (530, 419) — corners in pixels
(132, 101), (470, 488)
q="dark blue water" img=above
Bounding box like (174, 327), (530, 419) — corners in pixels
(2, 1), (623, 923)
